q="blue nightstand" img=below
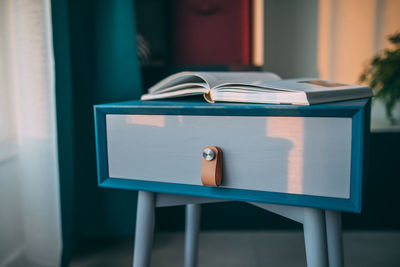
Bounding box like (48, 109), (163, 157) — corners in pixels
(94, 99), (370, 267)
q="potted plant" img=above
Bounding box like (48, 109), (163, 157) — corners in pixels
(359, 32), (400, 124)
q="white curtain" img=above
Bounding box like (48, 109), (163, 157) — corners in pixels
(0, 0), (62, 266)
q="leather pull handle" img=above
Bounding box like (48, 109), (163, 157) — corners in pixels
(201, 146), (223, 186)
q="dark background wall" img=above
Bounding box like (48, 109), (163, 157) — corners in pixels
(263, 0), (319, 78)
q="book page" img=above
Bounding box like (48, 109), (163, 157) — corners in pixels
(252, 78), (367, 92)
(154, 83), (207, 94)
(141, 88), (207, 100)
(148, 72), (206, 93)
(211, 78), (372, 105)
(196, 72), (280, 89)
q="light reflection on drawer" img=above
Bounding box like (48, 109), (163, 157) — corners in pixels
(106, 115), (352, 199)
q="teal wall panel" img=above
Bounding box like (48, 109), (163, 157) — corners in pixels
(52, 0), (142, 265)
(93, 0), (142, 102)
(51, 0), (75, 265)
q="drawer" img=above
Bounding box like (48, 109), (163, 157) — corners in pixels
(107, 114), (351, 198)
(94, 100), (370, 212)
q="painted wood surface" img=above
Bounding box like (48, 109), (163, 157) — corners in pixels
(94, 99), (369, 212)
(106, 114), (352, 198)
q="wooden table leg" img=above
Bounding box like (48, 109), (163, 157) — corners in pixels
(133, 191), (155, 267)
(184, 204), (201, 267)
(303, 208), (328, 267)
(325, 210), (344, 267)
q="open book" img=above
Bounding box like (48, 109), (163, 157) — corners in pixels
(141, 71), (373, 105)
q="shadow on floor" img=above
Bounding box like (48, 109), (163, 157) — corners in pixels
(71, 231), (400, 267)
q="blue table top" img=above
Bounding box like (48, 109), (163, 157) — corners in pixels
(94, 98), (370, 117)
(96, 98), (369, 109)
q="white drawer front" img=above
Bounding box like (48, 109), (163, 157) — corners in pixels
(106, 115), (352, 198)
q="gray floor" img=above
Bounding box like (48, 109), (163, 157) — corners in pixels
(71, 231), (400, 267)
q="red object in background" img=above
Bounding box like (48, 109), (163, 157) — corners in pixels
(172, 0), (250, 65)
